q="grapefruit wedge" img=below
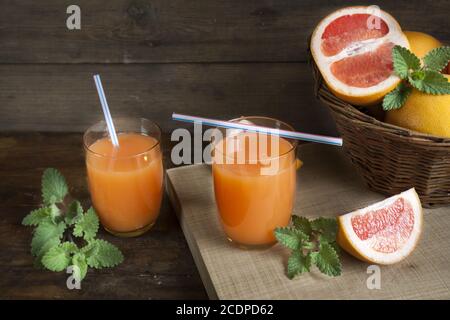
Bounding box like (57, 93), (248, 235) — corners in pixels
(311, 6), (410, 106)
(337, 188), (423, 265)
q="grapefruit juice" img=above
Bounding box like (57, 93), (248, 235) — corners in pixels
(84, 119), (163, 237)
(212, 128), (297, 247)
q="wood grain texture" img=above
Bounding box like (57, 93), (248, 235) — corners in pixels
(0, 63), (337, 135)
(0, 132), (208, 299)
(0, 0), (448, 63)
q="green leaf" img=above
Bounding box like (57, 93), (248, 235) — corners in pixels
(73, 207), (99, 240)
(423, 46), (450, 72)
(72, 253), (88, 281)
(329, 241), (341, 255)
(22, 207), (51, 226)
(287, 251), (311, 279)
(311, 242), (342, 277)
(60, 241), (78, 254)
(49, 204), (61, 223)
(392, 45), (421, 79)
(382, 82), (413, 111)
(84, 239), (124, 268)
(292, 216), (312, 236)
(41, 168), (68, 205)
(31, 221), (66, 257)
(42, 243), (72, 272)
(409, 70), (450, 95)
(65, 200), (83, 225)
(311, 217), (338, 243)
(274, 227), (308, 250)
(34, 237), (61, 268)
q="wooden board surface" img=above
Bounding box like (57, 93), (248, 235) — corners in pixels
(0, 63), (337, 135)
(0, 132), (208, 299)
(1, 0), (448, 63)
(167, 144), (450, 300)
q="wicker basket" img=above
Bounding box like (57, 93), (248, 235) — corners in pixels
(309, 52), (450, 208)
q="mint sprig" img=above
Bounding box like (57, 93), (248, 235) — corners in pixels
(275, 216), (342, 279)
(22, 168), (124, 281)
(383, 45), (450, 111)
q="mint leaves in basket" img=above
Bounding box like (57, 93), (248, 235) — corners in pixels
(22, 168), (123, 281)
(274, 216), (342, 279)
(383, 46), (450, 111)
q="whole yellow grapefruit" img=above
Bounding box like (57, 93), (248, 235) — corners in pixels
(385, 75), (450, 138)
(404, 31), (442, 58)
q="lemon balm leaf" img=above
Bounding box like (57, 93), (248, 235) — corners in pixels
(292, 216), (312, 236)
(409, 70), (450, 95)
(311, 242), (342, 277)
(287, 251), (311, 279)
(31, 221), (66, 256)
(42, 168), (68, 205)
(22, 207), (51, 226)
(34, 237), (61, 268)
(42, 244), (72, 272)
(274, 227), (308, 250)
(72, 253), (88, 281)
(311, 217), (338, 243)
(382, 82), (413, 111)
(65, 200), (83, 225)
(392, 45), (421, 79)
(73, 207), (99, 240)
(85, 239), (124, 268)
(423, 46), (450, 72)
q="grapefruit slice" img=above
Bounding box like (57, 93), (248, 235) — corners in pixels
(337, 188), (423, 264)
(311, 6), (410, 106)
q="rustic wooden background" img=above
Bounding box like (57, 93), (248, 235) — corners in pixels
(1, 0), (448, 133)
(0, 0), (449, 299)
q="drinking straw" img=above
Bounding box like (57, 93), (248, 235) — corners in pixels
(172, 113), (343, 147)
(93, 74), (120, 147)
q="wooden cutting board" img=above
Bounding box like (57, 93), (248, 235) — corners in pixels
(166, 144), (450, 299)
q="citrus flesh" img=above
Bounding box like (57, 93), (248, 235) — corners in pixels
(337, 188), (423, 264)
(321, 13), (389, 57)
(311, 6), (410, 106)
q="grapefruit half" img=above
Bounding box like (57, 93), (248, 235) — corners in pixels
(337, 188), (423, 265)
(311, 6), (410, 106)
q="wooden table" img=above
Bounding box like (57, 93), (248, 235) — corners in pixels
(0, 132), (208, 299)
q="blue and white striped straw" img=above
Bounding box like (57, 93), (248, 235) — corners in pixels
(172, 113), (343, 147)
(93, 74), (120, 147)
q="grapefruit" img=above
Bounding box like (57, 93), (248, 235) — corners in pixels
(403, 31), (449, 74)
(385, 74), (450, 138)
(404, 31), (442, 59)
(337, 188), (423, 265)
(311, 6), (410, 106)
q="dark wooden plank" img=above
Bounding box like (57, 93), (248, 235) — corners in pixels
(1, 0), (448, 63)
(0, 63), (338, 136)
(0, 132), (208, 299)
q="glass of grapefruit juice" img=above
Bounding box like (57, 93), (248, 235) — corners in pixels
(83, 118), (163, 237)
(212, 117), (298, 248)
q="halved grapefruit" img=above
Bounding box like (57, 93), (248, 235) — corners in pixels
(337, 188), (423, 265)
(311, 6), (410, 106)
